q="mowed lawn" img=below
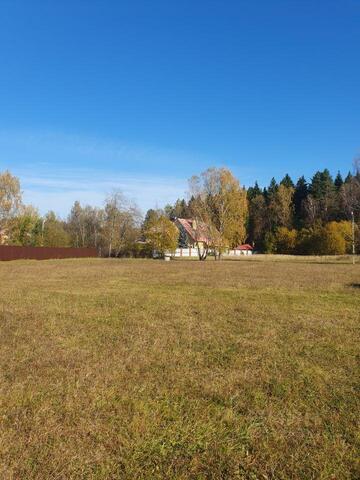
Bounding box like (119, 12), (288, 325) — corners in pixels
(0, 258), (359, 480)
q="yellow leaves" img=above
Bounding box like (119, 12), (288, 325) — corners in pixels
(145, 214), (179, 255)
(189, 168), (248, 249)
(0, 170), (22, 223)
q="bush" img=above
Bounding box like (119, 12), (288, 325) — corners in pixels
(296, 221), (353, 255)
(321, 222), (347, 255)
(263, 232), (276, 253)
(295, 228), (317, 255)
(131, 242), (153, 258)
(274, 227), (297, 254)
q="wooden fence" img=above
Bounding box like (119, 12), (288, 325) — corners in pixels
(0, 245), (98, 261)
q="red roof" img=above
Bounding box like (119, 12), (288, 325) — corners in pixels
(234, 244), (253, 251)
(176, 218), (211, 244)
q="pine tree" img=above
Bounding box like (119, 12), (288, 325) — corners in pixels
(264, 178), (278, 207)
(309, 169), (335, 222)
(345, 171), (353, 183)
(334, 171), (343, 190)
(268, 177), (278, 196)
(310, 171), (324, 199)
(321, 169), (335, 194)
(310, 169), (334, 199)
(280, 174), (294, 189)
(333, 171), (345, 220)
(247, 181), (262, 200)
(293, 176), (309, 227)
(262, 187), (268, 203)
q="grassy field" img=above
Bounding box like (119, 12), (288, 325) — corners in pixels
(0, 257), (359, 479)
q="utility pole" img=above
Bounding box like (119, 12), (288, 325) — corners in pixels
(351, 211), (355, 265)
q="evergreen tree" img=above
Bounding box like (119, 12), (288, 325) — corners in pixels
(178, 224), (188, 247)
(265, 178), (279, 230)
(310, 171), (323, 199)
(293, 176), (309, 227)
(263, 178), (278, 207)
(268, 177), (278, 196)
(345, 171), (353, 183)
(163, 199), (190, 219)
(164, 204), (174, 218)
(247, 181), (262, 200)
(309, 169), (336, 222)
(310, 169), (334, 199)
(262, 187), (268, 203)
(321, 169), (335, 191)
(334, 171), (343, 190)
(143, 209), (160, 234)
(175, 199), (190, 218)
(43, 211), (70, 247)
(280, 174), (294, 189)
(333, 171), (345, 220)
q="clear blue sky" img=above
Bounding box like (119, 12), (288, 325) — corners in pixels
(0, 0), (359, 216)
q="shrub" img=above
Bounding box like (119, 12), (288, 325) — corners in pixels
(263, 232), (276, 253)
(296, 221), (353, 255)
(274, 227), (297, 254)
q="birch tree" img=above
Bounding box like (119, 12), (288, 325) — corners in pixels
(103, 192), (141, 257)
(0, 170), (22, 226)
(189, 168), (248, 260)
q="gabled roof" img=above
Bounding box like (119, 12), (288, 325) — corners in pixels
(175, 218), (211, 244)
(234, 244), (253, 251)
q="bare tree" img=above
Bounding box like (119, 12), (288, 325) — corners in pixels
(303, 195), (320, 227)
(103, 191), (141, 257)
(341, 181), (360, 218)
(68, 201), (87, 247)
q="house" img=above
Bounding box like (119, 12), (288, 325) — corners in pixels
(174, 218), (211, 249)
(173, 218), (254, 258)
(173, 218), (211, 258)
(228, 244), (254, 256)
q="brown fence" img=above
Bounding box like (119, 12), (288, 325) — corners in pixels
(0, 245), (98, 261)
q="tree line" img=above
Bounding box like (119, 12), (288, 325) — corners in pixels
(160, 164), (359, 256)
(0, 162), (359, 256)
(0, 173), (142, 255)
(245, 166), (360, 255)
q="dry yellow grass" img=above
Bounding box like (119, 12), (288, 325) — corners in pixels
(0, 258), (359, 479)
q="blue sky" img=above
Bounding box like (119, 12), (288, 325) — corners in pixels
(0, 0), (359, 216)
